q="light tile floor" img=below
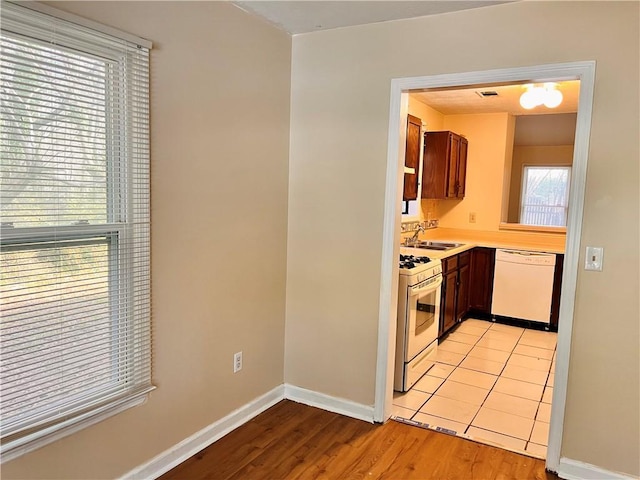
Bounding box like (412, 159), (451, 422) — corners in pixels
(392, 318), (557, 459)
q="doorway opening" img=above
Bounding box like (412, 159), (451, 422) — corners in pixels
(374, 62), (596, 473)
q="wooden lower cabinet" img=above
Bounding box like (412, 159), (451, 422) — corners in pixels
(439, 247), (563, 336)
(441, 270), (457, 336)
(550, 254), (564, 330)
(468, 247), (496, 315)
(439, 251), (471, 338)
(456, 262), (470, 322)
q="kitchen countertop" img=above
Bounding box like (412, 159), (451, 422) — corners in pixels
(400, 243), (474, 259)
(400, 227), (566, 259)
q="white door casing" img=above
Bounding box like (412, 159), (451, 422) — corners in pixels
(375, 61), (596, 473)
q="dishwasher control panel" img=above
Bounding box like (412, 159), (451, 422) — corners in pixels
(495, 249), (556, 266)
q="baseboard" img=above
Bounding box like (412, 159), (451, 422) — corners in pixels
(119, 385), (285, 480)
(120, 383), (374, 479)
(558, 457), (639, 480)
(284, 383), (375, 424)
(112, 385), (640, 480)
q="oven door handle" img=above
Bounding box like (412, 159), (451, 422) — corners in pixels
(409, 275), (443, 296)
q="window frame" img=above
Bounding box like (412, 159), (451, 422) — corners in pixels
(0, 2), (153, 462)
(519, 165), (572, 227)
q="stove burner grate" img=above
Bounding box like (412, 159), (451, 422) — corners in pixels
(399, 254), (432, 269)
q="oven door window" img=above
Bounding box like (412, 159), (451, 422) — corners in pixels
(415, 289), (437, 336)
(404, 278), (441, 361)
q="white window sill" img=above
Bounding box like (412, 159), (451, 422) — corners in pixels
(499, 223), (567, 234)
(1, 387), (155, 463)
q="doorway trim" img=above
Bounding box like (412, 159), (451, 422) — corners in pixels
(374, 61), (596, 473)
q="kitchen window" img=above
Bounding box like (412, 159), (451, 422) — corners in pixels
(0, 2), (152, 460)
(402, 200), (419, 216)
(520, 166), (571, 227)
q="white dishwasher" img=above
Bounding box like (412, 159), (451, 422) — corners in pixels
(491, 249), (556, 325)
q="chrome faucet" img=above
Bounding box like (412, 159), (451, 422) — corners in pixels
(405, 224), (426, 246)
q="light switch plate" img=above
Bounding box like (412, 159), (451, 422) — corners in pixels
(585, 246), (604, 271)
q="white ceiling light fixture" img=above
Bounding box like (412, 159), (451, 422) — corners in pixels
(520, 83), (564, 110)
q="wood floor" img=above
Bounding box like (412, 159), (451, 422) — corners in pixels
(159, 400), (558, 480)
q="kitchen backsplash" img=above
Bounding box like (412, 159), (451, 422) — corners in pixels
(400, 219), (438, 233)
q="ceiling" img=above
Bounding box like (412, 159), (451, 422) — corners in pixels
(231, 1), (579, 117)
(412, 81), (580, 116)
(233, 1), (511, 35)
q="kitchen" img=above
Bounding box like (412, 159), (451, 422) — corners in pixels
(2, 3), (636, 480)
(390, 81), (578, 458)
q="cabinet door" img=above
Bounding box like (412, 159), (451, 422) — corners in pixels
(457, 137), (468, 198)
(440, 270), (457, 336)
(446, 133), (459, 198)
(456, 263), (470, 322)
(403, 115), (421, 201)
(469, 247), (496, 314)
(422, 131), (449, 199)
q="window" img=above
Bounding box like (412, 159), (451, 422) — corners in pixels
(520, 166), (571, 227)
(402, 200), (419, 216)
(0, 3), (152, 460)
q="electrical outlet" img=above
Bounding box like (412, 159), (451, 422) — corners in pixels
(233, 351), (242, 373)
(469, 212), (477, 223)
(585, 246), (604, 271)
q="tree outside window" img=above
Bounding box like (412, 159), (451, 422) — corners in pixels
(520, 166), (571, 227)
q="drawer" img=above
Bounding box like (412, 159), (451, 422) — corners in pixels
(442, 255), (458, 272)
(459, 251), (470, 267)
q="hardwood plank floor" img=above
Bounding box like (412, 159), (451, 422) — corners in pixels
(159, 400), (558, 480)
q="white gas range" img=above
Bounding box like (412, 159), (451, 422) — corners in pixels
(395, 254), (443, 392)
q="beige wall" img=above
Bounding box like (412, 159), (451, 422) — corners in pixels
(408, 96), (445, 131)
(514, 113), (577, 146)
(286, 1), (639, 476)
(508, 145), (575, 223)
(437, 113), (512, 230)
(4, 1), (639, 478)
(501, 115), (516, 223)
(3, 2), (291, 479)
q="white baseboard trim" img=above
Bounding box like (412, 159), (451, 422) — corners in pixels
(558, 457), (639, 480)
(284, 383), (375, 424)
(120, 383), (375, 479)
(120, 385), (285, 480)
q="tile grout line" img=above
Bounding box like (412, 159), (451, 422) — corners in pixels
(496, 321), (557, 450)
(417, 321), (502, 437)
(398, 318), (556, 455)
(463, 321), (521, 438)
(409, 321), (488, 424)
(458, 321), (554, 450)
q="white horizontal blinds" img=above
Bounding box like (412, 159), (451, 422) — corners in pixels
(520, 166), (571, 227)
(0, 1), (151, 454)
(2, 33), (109, 226)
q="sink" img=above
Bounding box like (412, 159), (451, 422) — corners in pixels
(411, 241), (465, 251)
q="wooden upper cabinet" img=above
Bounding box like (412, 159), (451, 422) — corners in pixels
(422, 131), (468, 199)
(446, 135), (459, 198)
(403, 115), (421, 201)
(457, 137), (468, 197)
